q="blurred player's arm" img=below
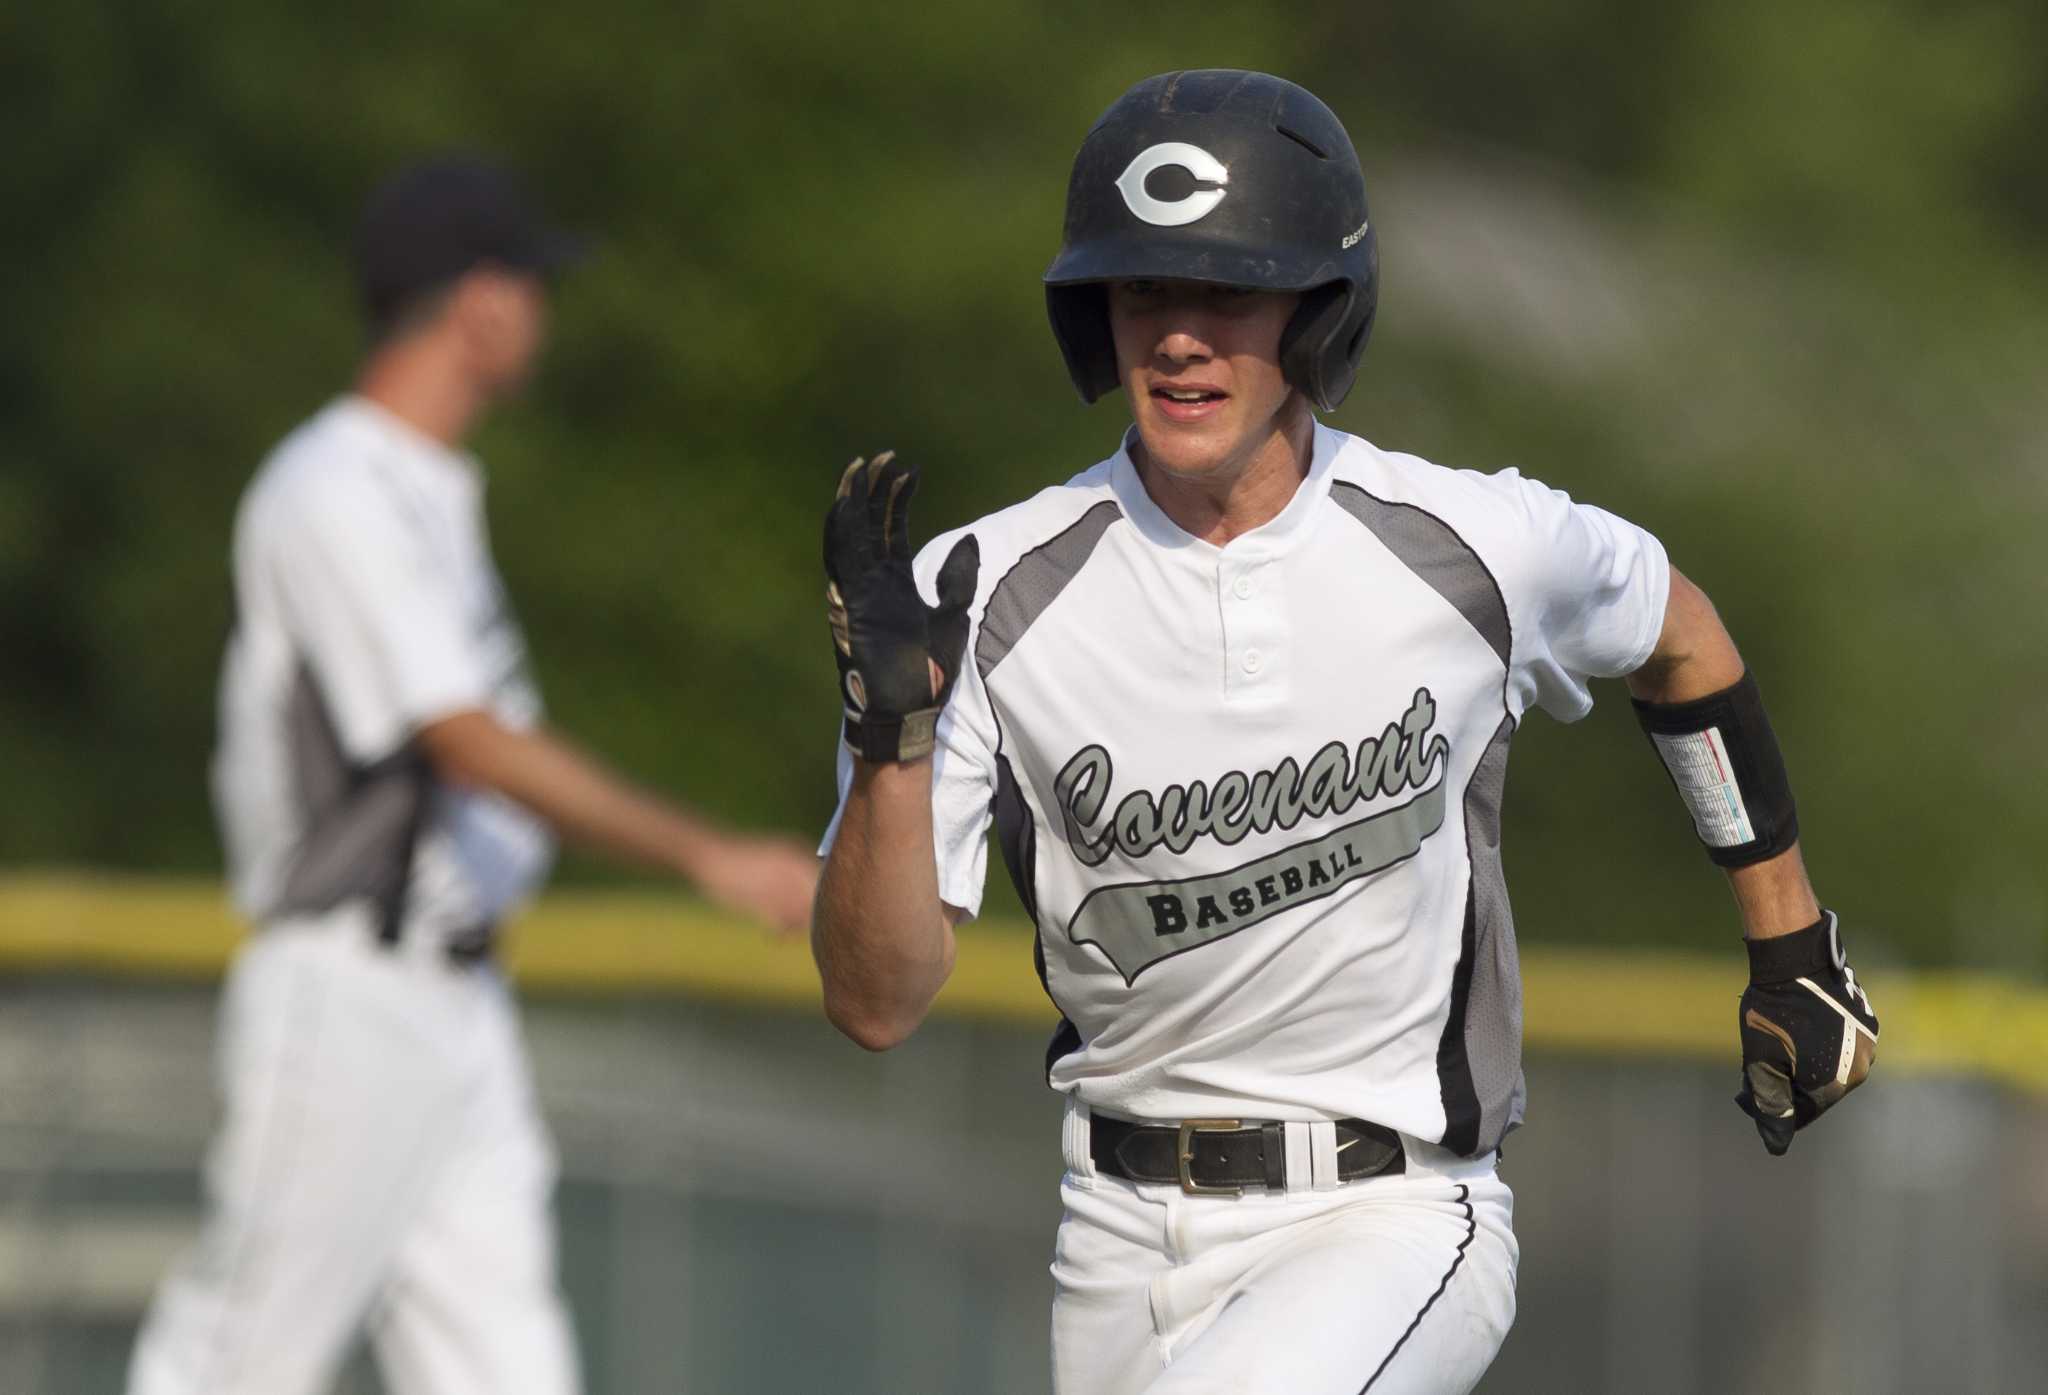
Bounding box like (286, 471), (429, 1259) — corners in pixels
(1625, 563), (1877, 1155)
(812, 758), (964, 1051)
(273, 466), (816, 934)
(418, 711), (817, 932)
(1622, 565), (1818, 941)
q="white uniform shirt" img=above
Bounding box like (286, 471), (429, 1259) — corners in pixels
(214, 397), (553, 947)
(824, 424), (1668, 1155)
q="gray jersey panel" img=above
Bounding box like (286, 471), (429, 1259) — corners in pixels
(1330, 481), (1522, 1153)
(974, 501), (1123, 682)
(1462, 715), (1525, 1150)
(1328, 482), (1511, 667)
(272, 662), (431, 930)
(974, 499), (1123, 1079)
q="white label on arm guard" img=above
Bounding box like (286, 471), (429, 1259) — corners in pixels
(1650, 727), (1755, 848)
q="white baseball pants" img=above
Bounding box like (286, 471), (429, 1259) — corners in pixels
(1051, 1102), (1517, 1395)
(126, 912), (580, 1395)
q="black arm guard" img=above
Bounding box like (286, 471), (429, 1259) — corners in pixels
(1632, 670), (1798, 868)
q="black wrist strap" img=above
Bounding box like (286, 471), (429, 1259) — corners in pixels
(1745, 911), (1835, 983)
(844, 709), (940, 764)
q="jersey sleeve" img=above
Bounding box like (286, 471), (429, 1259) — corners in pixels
(817, 527), (999, 918)
(1490, 470), (1670, 723)
(264, 465), (492, 763)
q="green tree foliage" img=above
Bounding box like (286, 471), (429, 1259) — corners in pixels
(3, 1), (2043, 969)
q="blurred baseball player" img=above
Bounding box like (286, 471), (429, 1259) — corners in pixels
(813, 71), (1877, 1394)
(126, 155), (819, 1395)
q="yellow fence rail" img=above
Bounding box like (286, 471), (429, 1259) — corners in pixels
(3, 874), (2043, 1096)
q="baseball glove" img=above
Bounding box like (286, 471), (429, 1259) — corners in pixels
(1735, 910), (1879, 1156)
(823, 451), (977, 764)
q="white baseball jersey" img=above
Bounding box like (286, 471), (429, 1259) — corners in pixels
(213, 396), (553, 948)
(826, 422), (1667, 1155)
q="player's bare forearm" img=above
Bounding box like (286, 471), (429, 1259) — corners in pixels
(416, 710), (817, 930)
(1718, 845), (1821, 941)
(1625, 565), (1820, 941)
(420, 710), (723, 870)
(812, 757), (959, 1051)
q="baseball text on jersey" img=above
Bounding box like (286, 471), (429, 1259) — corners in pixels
(1054, 688), (1451, 981)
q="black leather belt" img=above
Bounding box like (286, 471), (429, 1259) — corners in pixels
(442, 923), (497, 966)
(364, 917), (496, 966)
(1091, 1114), (1406, 1196)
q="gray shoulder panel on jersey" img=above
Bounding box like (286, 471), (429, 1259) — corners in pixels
(1329, 481), (1511, 669)
(974, 499), (1123, 682)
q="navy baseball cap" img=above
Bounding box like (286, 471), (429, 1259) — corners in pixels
(354, 154), (589, 327)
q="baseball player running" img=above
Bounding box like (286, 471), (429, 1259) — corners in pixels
(126, 156), (819, 1395)
(813, 71), (1877, 1394)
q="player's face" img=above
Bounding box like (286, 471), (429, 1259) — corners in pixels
(1106, 280), (1303, 481)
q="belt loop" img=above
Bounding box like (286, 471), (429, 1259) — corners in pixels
(1062, 1096), (1098, 1190)
(1283, 1121), (1313, 1192)
(1309, 1120), (1341, 1191)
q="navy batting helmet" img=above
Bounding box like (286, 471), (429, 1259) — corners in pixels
(1044, 70), (1378, 413)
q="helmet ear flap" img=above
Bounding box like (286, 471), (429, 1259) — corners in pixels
(1046, 284), (1121, 403)
(1279, 281), (1372, 412)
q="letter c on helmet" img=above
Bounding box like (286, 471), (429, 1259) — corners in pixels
(1114, 143), (1230, 228)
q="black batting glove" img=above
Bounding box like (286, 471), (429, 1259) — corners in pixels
(1735, 910), (1879, 1156)
(823, 452), (978, 764)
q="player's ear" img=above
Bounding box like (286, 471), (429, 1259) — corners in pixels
(449, 266), (542, 374)
(438, 268), (494, 351)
